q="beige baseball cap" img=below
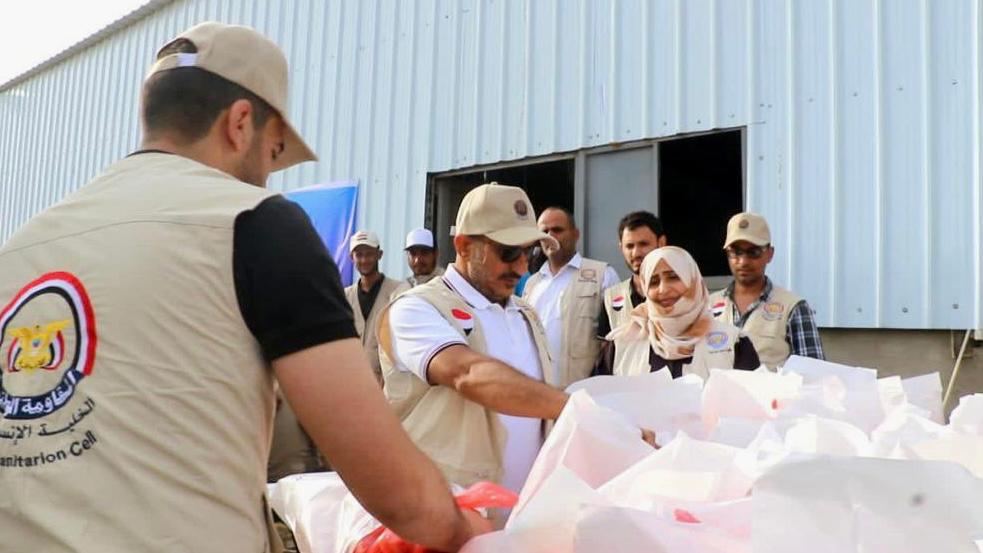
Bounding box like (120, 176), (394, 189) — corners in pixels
(146, 22), (317, 172)
(724, 212), (771, 248)
(455, 183), (558, 249)
(350, 230), (381, 252)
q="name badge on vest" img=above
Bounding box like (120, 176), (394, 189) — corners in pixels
(711, 301), (726, 318)
(611, 295), (626, 312)
(451, 308), (475, 336)
(706, 331), (730, 351)
(579, 268), (597, 283)
(761, 302), (784, 321)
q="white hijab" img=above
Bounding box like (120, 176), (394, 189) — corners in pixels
(607, 246), (712, 360)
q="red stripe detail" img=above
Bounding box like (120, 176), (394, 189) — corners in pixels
(53, 272), (98, 376)
(6, 339), (18, 372)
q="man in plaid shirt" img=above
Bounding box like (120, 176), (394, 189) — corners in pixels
(709, 213), (824, 369)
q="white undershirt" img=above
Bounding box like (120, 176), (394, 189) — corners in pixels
(524, 253), (619, 381)
(387, 265), (545, 492)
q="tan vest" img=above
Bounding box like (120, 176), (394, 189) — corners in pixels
(611, 319), (741, 379)
(709, 285), (801, 369)
(345, 276), (405, 382)
(522, 258), (608, 388)
(603, 278), (637, 333)
(377, 277), (553, 486)
(0, 154), (281, 552)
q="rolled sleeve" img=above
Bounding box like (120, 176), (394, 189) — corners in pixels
(387, 296), (467, 382)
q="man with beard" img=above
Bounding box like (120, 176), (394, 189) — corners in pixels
(522, 207), (618, 388)
(597, 211), (669, 338)
(376, 184), (572, 492)
(709, 212), (824, 369)
(0, 22), (486, 552)
(403, 228), (444, 287)
(345, 230), (405, 383)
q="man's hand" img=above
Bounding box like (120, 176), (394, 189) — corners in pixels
(641, 428), (659, 448)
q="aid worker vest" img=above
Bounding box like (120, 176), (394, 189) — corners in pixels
(611, 319), (741, 379)
(377, 277), (553, 487)
(603, 278), (637, 333)
(0, 153), (282, 553)
(345, 276), (406, 382)
(709, 285), (801, 370)
(522, 258), (608, 388)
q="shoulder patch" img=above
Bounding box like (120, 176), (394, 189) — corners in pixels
(711, 301), (726, 318)
(611, 295), (626, 311)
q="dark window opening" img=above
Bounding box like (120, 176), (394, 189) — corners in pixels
(658, 130), (744, 278)
(428, 159), (575, 267)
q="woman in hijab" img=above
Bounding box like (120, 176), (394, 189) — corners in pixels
(593, 246), (759, 378)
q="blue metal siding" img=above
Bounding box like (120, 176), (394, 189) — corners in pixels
(0, 0), (981, 330)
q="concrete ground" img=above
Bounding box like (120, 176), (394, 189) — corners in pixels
(821, 329), (983, 418)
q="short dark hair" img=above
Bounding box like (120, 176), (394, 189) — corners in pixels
(541, 206), (576, 229)
(141, 39), (275, 142)
(617, 211), (665, 240)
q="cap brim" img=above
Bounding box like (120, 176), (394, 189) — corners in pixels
(272, 120), (317, 172)
(723, 234), (770, 249)
(486, 227), (559, 250)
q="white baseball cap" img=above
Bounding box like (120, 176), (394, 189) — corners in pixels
(404, 228), (435, 250)
(349, 230), (380, 252)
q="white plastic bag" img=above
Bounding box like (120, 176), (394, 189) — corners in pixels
(753, 457), (983, 553)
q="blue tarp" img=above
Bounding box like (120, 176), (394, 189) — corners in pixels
(285, 182), (359, 287)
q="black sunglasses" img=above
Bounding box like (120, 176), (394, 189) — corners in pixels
(475, 238), (536, 263)
(725, 245), (769, 260)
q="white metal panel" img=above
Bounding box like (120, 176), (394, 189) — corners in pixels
(1, 0), (981, 331)
(789, 0), (834, 325)
(832, 0), (879, 327)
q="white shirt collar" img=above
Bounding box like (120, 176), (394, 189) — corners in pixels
(538, 252), (583, 277)
(443, 265), (519, 311)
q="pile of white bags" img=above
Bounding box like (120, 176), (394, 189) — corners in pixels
(464, 356), (983, 553)
(271, 356), (983, 552)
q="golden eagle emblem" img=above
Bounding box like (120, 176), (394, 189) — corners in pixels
(7, 320), (70, 373)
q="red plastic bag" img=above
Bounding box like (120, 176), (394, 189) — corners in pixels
(354, 482), (518, 553)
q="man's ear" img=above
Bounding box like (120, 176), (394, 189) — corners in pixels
(223, 99), (254, 153)
(658, 235), (668, 248)
(453, 235), (472, 260)
(765, 245), (775, 263)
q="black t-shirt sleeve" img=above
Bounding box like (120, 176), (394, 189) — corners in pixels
(233, 195), (358, 362)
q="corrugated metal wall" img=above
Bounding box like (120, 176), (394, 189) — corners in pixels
(1, 0), (980, 330)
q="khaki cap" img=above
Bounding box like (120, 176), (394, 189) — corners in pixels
(455, 183), (558, 249)
(350, 230), (381, 252)
(724, 212), (771, 248)
(146, 22), (317, 172)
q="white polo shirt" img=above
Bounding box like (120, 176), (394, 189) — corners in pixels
(524, 253), (619, 381)
(387, 264), (546, 492)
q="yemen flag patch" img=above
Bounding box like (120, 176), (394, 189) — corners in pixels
(611, 295), (626, 311)
(711, 302), (726, 317)
(451, 308), (475, 336)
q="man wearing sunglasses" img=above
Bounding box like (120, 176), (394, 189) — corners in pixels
(376, 183), (572, 492)
(709, 212), (825, 369)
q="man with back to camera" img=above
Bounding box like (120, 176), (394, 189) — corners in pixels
(522, 206), (619, 388)
(709, 212), (825, 369)
(0, 22), (486, 552)
(345, 230), (405, 383)
(597, 211), (669, 338)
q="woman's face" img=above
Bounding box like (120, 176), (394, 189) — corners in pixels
(647, 259), (689, 312)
